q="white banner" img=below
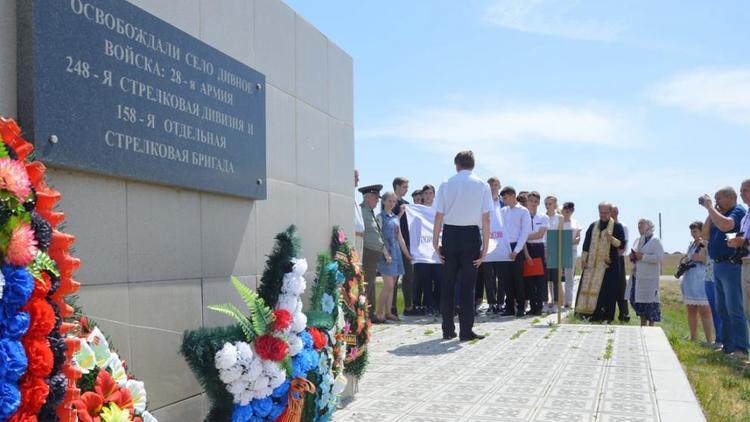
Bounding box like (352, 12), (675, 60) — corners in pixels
(485, 203), (512, 262)
(404, 205), (441, 264)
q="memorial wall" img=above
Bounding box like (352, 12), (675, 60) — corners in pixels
(0, 0), (354, 419)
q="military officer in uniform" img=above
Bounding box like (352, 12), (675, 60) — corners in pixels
(360, 184), (385, 320)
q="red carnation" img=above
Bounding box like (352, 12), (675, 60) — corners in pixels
(16, 376), (49, 416)
(271, 309), (293, 332)
(23, 337), (53, 378)
(31, 273), (51, 300)
(254, 335), (288, 362)
(308, 328), (327, 351)
(23, 298), (55, 338)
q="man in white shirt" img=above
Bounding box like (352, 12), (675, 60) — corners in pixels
(499, 186), (532, 317)
(611, 206), (631, 322)
(524, 191), (550, 316)
(354, 170), (365, 257)
(433, 151), (492, 341)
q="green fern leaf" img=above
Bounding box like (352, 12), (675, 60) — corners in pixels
(207, 304), (255, 341)
(0, 143), (8, 159)
(27, 251), (60, 281)
(249, 298), (274, 336)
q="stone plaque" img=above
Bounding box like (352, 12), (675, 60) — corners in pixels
(18, 0), (267, 199)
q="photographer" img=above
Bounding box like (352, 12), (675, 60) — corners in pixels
(701, 187), (748, 360)
(728, 179), (750, 321)
(677, 222), (714, 344)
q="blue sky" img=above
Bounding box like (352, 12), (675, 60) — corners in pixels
(287, 0), (749, 253)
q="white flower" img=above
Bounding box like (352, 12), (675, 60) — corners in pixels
(291, 311), (307, 333)
(282, 274), (306, 295)
(251, 376), (269, 392)
(215, 343), (239, 370)
(108, 353), (127, 387)
(238, 390), (254, 406)
(332, 375), (347, 395)
(227, 379), (247, 397)
(253, 386), (273, 400)
(359, 295), (366, 305)
(140, 411), (158, 422)
(73, 339), (96, 375)
(126, 379), (147, 414)
(288, 335), (303, 356)
(219, 367), (242, 384)
(276, 294), (298, 312)
(241, 358), (263, 382)
(87, 327), (113, 368)
(235, 341), (253, 359)
(291, 258), (308, 275)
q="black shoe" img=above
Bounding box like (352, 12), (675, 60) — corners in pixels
(460, 332), (486, 341)
(403, 308), (420, 316)
(516, 310), (526, 317)
(501, 309), (515, 317)
(443, 332), (457, 340)
(491, 305), (501, 314)
(619, 315), (631, 322)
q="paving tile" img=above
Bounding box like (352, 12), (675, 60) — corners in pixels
(334, 314), (703, 421)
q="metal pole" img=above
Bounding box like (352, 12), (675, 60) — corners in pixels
(659, 212), (663, 239)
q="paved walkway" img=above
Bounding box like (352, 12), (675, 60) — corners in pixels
(334, 311), (705, 422)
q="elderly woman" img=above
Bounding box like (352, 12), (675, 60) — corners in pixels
(628, 219), (665, 326)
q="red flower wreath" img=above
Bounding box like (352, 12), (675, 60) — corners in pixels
(271, 309), (293, 332)
(30, 273), (51, 300)
(254, 335), (288, 362)
(308, 328), (327, 351)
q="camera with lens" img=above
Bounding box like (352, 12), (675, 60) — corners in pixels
(675, 243), (704, 279)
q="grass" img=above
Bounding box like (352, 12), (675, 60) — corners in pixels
(510, 329), (527, 340)
(603, 337), (614, 360)
(566, 280), (750, 421)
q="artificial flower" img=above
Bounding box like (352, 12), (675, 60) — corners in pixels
(271, 309), (292, 332)
(17, 375), (49, 415)
(30, 273), (51, 299)
(0, 158), (31, 201)
(0, 339), (27, 382)
(232, 404), (253, 422)
(5, 224), (38, 267)
(125, 379), (147, 414)
(73, 391), (104, 422)
(100, 402), (130, 422)
(24, 337), (53, 377)
(299, 331), (313, 349)
(287, 335), (302, 356)
(275, 293), (300, 314)
(140, 410), (158, 422)
(108, 353), (128, 387)
(290, 311), (307, 333)
(94, 369), (133, 411)
(23, 298), (55, 337)
(337, 229), (346, 244)
(321, 294), (335, 314)
(74, 338), (96, 374)
(336, 270), (345, 284)
(1, 265), (33, 310)
(358, 295), (366, 305)
(291, 258), (307, 275)
(215, 342), (239, 370)
(254, 335), (287, 362)
(88, 327), (113, 368)
(308, 328), (327, 351)
(2, 311), (29, 340)
(0, 381), (20, 420)
(251, 397), (272, 417)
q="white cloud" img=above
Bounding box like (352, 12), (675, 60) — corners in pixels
(481, 0), (626, 42)
(361, 104), (630, 149)
(651, 68), (750, 125)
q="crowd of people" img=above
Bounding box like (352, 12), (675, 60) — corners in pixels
(353, 152), (750, 356)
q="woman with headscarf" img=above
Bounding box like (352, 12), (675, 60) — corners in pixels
(627, 218), (665, 326)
